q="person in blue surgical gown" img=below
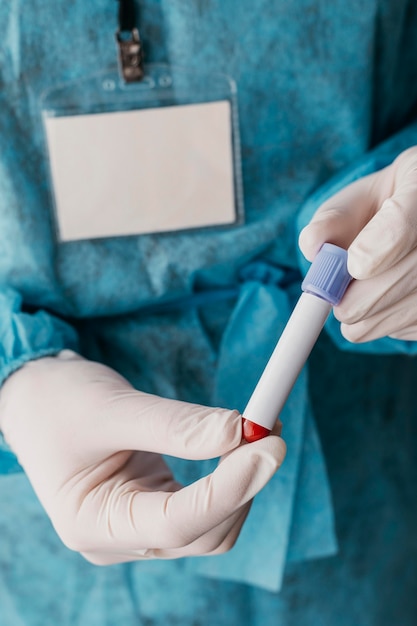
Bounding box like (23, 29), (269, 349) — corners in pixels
(1, 1), (417, 625)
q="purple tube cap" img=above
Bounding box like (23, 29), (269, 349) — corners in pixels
(301, 243), (352, 305)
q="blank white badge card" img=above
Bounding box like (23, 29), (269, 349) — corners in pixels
(45, 100), (237, 241)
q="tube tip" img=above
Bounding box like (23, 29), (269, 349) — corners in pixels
(242, 418), (271, 442)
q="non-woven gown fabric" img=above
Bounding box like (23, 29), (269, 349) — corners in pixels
(1, 1), (417, 624)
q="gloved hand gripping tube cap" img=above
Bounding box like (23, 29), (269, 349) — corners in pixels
(301, 243), (351, 306)
(242, 244), (352, 442)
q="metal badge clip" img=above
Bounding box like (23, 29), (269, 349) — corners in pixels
(116, 27), (144, 83)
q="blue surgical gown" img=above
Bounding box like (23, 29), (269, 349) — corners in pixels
(1, 1), (417, 624)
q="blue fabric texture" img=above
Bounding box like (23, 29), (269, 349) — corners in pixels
(0, 288), (79, 385)
(1, 1), (417, 624)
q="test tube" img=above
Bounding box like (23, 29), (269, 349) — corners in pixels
(242, 243), (352, 442)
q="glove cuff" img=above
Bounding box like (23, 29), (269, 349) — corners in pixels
(0, 287), (79, 474)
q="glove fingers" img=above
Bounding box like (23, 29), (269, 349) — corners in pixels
(150, 435), (285, 549)
(388, 327), (417, 341)
(203, 503), (251, 555)
(71, 435), (285, 555)
(334, 250), (417, 324)
(148, 502), (252, 559)
(340, 291), (417, 343)
(80, 502), (251, 564)
(348, 188), (417, 279)
(16, 354), (243, 461)
(100, 390), (243, 460)
(298, 170), (387, 261)
(299, 149), (417, 282)
(347, 148), (417, 279)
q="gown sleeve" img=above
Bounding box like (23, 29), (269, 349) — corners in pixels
(0, 287), (78, 387)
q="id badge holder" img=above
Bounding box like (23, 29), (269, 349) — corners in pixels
(40, 65), (244, 242)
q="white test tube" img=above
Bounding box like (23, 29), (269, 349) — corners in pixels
(242, 243), (352, 442)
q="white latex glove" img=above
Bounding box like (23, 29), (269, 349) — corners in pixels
(0, 350), (285, 565)
(299, 146), (417, 342)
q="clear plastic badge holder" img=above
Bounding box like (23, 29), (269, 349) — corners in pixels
(40, 65), (244, 243)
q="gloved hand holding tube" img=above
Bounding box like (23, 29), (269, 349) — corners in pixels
(299, 146), (417, 343)
(0, 352), (286, 564)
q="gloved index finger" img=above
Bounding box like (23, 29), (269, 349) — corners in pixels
(100, 391), (244, 459)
